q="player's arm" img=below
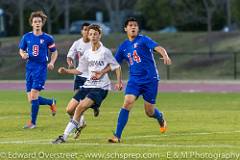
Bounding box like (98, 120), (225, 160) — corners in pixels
(58, 67), (82, 75)
(91, 65), (111, 80)
(66, 41), (77, 68)
(154, 46), (171, 65)
(48, 50), (58, 70)
(19, 49), (29, 60)
(114, 66), (123, 91)
(67, 57), (74, 69)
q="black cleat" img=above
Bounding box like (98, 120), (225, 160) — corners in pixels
(52, 135), (65, 144)
(73, 122), (87, 139)
(93, 108), (100, 117)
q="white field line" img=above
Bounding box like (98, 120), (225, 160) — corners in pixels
(125, 130), (240, 139)
(0, 140), (239, 149)
(0, 130), (240, 149)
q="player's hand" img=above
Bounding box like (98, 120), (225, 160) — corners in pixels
(48, 63), (54, 70)
(161, 56), (172, 65)
(68, 63), (74, 69)
(91, 71), (104, 80)
(58, 67), (67, 74)
(21, 52), (29, 60)
(115, 81), (123, 91)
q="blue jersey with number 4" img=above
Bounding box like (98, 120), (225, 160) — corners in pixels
(19, 32), (56, 64)
(115, 34), (159, 83)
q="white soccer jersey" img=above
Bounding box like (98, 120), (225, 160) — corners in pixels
(67, 38), (91, 78)
(77, 44), (120, 90)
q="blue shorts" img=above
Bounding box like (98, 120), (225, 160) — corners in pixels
(125, 80), (159, 104)
(73, 88), (108, 109)
(26, 64), (47, 92)
(74, 76), (87, 91)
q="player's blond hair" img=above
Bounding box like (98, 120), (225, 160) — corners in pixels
(29, 11), (47, 26)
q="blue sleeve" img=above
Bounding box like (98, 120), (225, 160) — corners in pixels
(19, 35), (27, 51)
(47, 35), (57, 52)
(143, 36), (158, 50)
(114, 45), (124, 64)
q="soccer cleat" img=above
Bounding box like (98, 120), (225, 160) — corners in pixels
(52, 135), (65, 144)
(108, 136), (120, 143)
(23, 121), (36, 129)
(159, 119), (167, 133)
(73, 121), (87, 139)
(93, 108), (99, 117)
(50, 98), (57, 116)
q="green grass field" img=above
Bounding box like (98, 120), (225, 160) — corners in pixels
(0, 91), (240, 160)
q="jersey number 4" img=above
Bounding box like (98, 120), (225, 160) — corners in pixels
(127, 50), (141, 65)
(32, 45), (39, 56)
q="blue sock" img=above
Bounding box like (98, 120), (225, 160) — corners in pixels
(115, 108), (129, 139)
(152, 108), (163, 123)
(38, 96), (53, 106)
(31, 99), (39, 125)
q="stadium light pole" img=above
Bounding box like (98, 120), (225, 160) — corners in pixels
(226, 0), (231, 30)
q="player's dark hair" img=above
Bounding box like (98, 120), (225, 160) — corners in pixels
(88, 24), (102, 34)
(124, 17), (138, 27)
(29, 11), (47, 26)
(81, 22), (90, 30)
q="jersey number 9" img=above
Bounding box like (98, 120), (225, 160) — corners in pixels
(32, 45), (39, 56)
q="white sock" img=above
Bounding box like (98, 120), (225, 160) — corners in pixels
(63, 120), (78, 140)
(79, 115), (85, 127)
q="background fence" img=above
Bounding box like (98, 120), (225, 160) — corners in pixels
(0, 52), (239, 80)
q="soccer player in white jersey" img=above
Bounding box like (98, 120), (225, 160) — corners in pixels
(52, 24), (122, 144)
(66, 23), (91, 137)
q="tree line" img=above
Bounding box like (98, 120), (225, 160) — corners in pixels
(0, 0), (240, 36)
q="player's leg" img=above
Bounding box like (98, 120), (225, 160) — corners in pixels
(109, 95), (136, 143)
(52, 88), (108, 143)
(66, 98), (79, 118)
(24, 74), (37, 129)
(142, 80), (167, 133)
(24, 89), (40, 129)
(37, 96), (57, 116)
(31, 66), (57, 115)
(109, 81), (139, 143)
(73, 89), (108, 139)
(52, 98), (94, 144)
(65, 98), (87, 135)
(73, 76), (88, 124)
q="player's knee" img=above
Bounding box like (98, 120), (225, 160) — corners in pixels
(123, 99), (134, 108)
(145, 109), (154, 117)
(66, 107), (73, 115)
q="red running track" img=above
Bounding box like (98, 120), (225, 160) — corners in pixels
(1, 80), (240, 92)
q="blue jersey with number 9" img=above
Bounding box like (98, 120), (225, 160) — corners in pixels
(19, 32), (56, 64)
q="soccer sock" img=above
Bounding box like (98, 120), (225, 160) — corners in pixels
(115, 108), (129, 139)
(63, 119), (78, 140)
(38, 96), (53, 106)
(152, 108), (163, 123)
(31, 99), (39, 125)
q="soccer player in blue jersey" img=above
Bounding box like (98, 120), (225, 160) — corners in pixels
(108, 17), (172, 143)
(19, 11), (58, 129)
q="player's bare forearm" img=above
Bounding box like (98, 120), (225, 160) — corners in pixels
(115, 66), (123, 90)
(49, 51), (58, 65)
(102, 65), (111, 74)
(19, 49), (29, 60)
(48, 51), (58, 70)
(67, 57), (74, 68)
(154, 46), (172, 65)
(58, 67), (81, 75)
(91, 65), (111, 80)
